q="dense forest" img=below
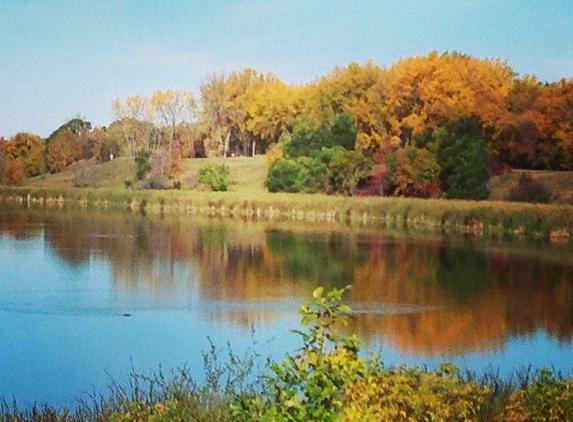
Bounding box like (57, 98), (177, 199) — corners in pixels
(1, 51), (572, 199)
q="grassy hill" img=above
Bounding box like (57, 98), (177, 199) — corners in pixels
(23, 155), (270, 195)
(22, 155), (573, 204)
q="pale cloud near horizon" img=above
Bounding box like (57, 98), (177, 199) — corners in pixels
(1, 0), (571, 138)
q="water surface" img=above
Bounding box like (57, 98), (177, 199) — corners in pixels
(0, 206), (571, 407)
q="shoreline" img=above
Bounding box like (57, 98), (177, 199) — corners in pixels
(0, 186), (571, 241)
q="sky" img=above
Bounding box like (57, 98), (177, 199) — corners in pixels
(1, 0), (572, 138)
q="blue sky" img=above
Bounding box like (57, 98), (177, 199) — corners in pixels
(1, 0), (572, 138)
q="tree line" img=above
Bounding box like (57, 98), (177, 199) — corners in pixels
(1, 51), (571, 198)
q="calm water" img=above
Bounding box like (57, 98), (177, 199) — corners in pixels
(0, 206), (571, 407)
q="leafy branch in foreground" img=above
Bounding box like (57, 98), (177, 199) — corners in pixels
(258, 286), (364, 422)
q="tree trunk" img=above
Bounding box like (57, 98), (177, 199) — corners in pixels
(223, 131), (230, 157)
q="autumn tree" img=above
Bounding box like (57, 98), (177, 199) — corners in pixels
(198, 68), (272, 157)
(2, 132), (45, 184)
(310, 61), (392, 155)
(147, 89), (196, 177)
(81, 127), (120, 164)
(494, 77), (573, 170)
(106, 118), (158, 158)
(149, 90), (195, 153)
(243, 74), (298, 154)
(45, 130), (81, 173)
(385, 146), (441, 198)
(0, 138), (7, 183)
(381, 51), (514, 146)
(111, 95), (155, 156)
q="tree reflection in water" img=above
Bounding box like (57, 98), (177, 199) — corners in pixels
(2, 206), (572, 356)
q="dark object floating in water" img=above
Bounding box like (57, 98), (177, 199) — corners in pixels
(122, 313), (132, 317)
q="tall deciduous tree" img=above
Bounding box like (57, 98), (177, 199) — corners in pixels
(243, 74), (297, 155)
(198, 68), (266, 157)
(149, 90), (196, 153)
(111, 95), (155, 156)
(46, 130), (81, 173)
(311, 61), (389, 153)
(382, 51), (514, 146)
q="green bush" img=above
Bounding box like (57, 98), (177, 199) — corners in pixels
(199, 163), (233, 191)
(266, 157), (327, 193)
(266, 158), (303, 193)
(266, 148), (370, 196)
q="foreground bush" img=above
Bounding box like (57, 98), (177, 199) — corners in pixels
(1, 287), (571, 421)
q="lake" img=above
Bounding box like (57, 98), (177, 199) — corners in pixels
(0, 205), (571, 407)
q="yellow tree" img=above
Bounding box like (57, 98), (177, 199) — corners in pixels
(198, 68), (264, 156)
(112, 94), (149, 122)
(381, 51), (514, 145)
(243, 74), (297, 154)
(298, 61), (401, 158)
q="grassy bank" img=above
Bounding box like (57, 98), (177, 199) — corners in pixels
(2, 156), (571, 240)
(1, 287), (571, 422)
(1, 185), (572, 241)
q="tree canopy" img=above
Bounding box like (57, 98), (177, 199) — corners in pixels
(2, 51), (572, 195)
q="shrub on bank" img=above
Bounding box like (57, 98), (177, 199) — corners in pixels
(199, 163), (233, 192)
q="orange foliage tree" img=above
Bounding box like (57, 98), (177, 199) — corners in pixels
(2, 132), (45, 184)
(381, 51), (514, 146)
(494, 77), (573, 170)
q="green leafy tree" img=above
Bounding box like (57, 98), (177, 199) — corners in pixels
(327, 113), (356, 151)
(436, 117), (491, 200)
(281, 115), (326, 159)
(282, 113), (356, 159)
